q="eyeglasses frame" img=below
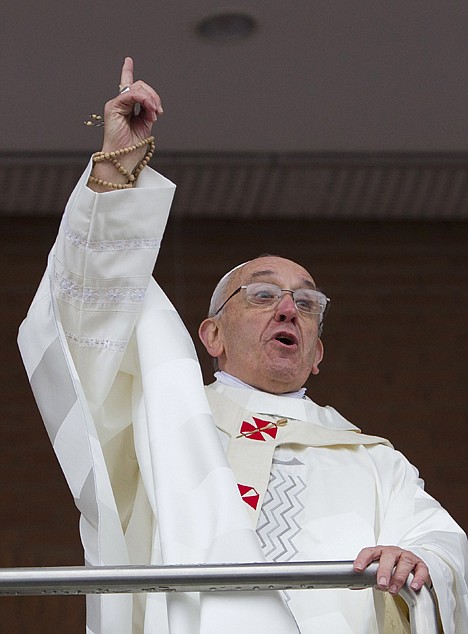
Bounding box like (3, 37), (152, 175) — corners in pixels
(214, 284), (331, 325)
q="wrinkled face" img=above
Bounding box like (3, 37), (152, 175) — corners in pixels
(198, 256), (324, 394)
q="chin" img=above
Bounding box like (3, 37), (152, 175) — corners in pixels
(258, 366), (305, 394)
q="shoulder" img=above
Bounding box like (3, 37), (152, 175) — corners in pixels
(364, 442), (423, 489)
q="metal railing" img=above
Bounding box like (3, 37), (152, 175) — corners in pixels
(0, 561), (440, 633)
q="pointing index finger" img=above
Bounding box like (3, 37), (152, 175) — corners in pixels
(120, 57), (134, 89)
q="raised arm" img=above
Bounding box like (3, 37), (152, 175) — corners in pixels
(49, 58), (175, 407)
(88, 57), (163, 192)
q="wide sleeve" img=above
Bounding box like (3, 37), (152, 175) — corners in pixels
(52, 161), (175, 408)
(19, 161), (176, 541)
(371, 445), (468, 634)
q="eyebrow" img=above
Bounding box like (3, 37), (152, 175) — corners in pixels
(247, 269), (317, 290)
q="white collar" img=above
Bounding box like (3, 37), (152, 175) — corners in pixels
(214, 371), (307, 399)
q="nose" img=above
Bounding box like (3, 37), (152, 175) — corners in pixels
(274, 291), (298, 322)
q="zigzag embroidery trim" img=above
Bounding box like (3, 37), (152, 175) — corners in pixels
(54, 270), (146, 305)
(64, 224), (161, 253)
(65, 331), (128, 351)
(257, 470), (307, 562)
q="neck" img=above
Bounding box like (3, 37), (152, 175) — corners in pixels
(214, 371), (307, 398)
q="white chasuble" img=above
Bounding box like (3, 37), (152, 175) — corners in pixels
(18, 163), (468, 634)
(18, 163), (299, 634)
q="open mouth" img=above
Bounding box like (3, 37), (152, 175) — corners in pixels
(274, 334), (297, 346)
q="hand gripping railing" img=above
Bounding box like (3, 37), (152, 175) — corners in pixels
(0, 561), (440, 633)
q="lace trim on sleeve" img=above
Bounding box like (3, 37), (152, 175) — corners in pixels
(54, 270), (146, 305)
(64, 331), (128, 351)
(64, 224), (161, 253)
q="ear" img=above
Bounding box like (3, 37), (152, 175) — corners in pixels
(310, 338), (324, 376)
(198, 317), (225, 359)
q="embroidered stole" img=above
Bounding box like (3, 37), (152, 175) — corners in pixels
(205, 385), (391, 526)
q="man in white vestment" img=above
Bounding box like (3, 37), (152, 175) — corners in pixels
(18, 59), (468, 634)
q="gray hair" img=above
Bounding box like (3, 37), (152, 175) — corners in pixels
(208, 261), (250, 317)
(206, 262), (250, 372)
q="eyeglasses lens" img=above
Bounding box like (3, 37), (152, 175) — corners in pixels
(245, 283), (326, 315)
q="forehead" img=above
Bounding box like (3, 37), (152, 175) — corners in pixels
(233, 256), (316, 289)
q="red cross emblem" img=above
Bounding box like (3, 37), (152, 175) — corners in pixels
(237, 483), (260, 510)
(238, 416), (278, 441)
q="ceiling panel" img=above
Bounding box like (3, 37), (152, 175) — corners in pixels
(2, 152), (468, 219)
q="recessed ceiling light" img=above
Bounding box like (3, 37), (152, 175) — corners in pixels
(196, 12), (257, 41)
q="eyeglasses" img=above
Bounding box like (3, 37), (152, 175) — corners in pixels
(214, 282), (330, 317)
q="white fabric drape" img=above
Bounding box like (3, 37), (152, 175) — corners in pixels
(18, 163), (468, 633)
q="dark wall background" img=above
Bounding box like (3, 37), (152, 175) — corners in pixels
(1, 214), (467, 632)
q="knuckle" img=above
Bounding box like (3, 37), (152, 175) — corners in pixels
(392, 573), (406, 584)
(401, 554), (415, 564)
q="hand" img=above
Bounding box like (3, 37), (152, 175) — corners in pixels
(101, 57), (163, 155)
(89, 58), (163, 191)
(353, 545), (431, 595)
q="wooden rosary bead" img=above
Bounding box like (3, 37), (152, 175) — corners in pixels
(88, 136), (155, 190)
